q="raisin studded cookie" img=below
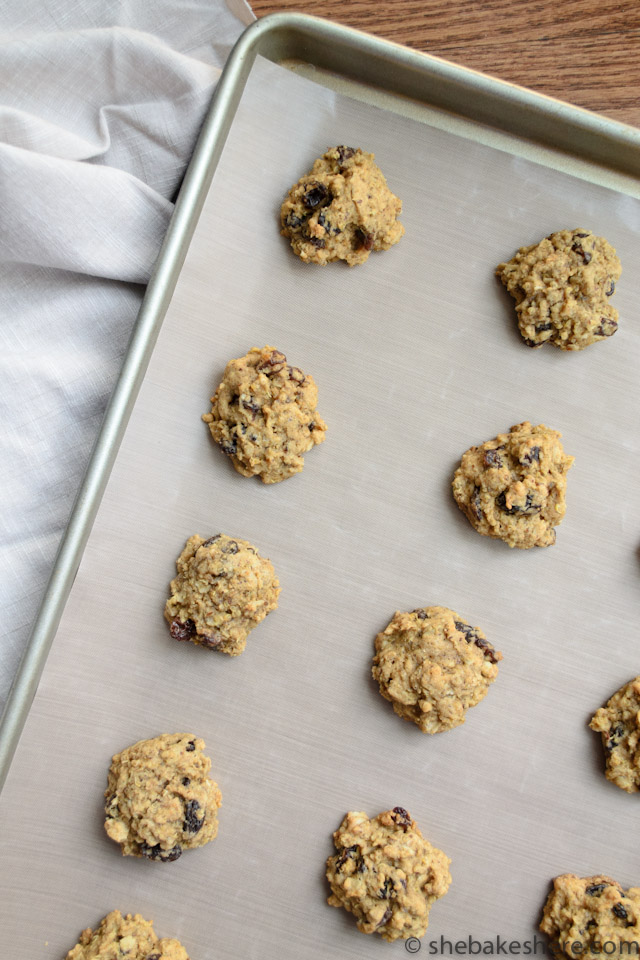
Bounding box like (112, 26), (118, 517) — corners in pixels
(589, 677), (640, 793)
(452, 421), (574, 549)
(326, 808), (451, 941)
(104, 733), (222, 862)
(202, 346), (326, 483)
(540, 875), (640, 958)
(280, 146), (404, 266)
(164, 533), (280, 656)
(65, 910), (189, 960)
(372, 606), (501, 734)
(497, 228), (621, 350)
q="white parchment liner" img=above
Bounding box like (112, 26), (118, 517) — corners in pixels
(2, 56), (640, 960)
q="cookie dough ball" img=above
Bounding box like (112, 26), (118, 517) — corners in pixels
(540, 875), (640, 958)
(326, 808), (451, 941)
(497, 228), (621, 350)
(202, 346), (326, 484)
(590, 677), (640, 793)
(452, 421), (574, 549)
(372, 606), (501, 734)
(65, 910), (189, 960)
(104, 733), (222, 862)
(164, 534), (280, 656)
(280, 146), (404, 266)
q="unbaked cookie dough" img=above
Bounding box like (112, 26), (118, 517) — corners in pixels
(202, 345), (326, 483)
(280, 146), (404, 266)
(452, 421), (574, 549)
(372, 606), (501, 734)
(497, 228), (621, 350)
(589, 677), (640, 793)
(104, 733), (222, 861)
(65, 910), (189, 960)
(164, 533), (280, 656)
(326, 808), (451, 941)
(540, 874), (640, 958)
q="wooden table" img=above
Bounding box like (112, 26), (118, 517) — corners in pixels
(251, 0), (640, 129)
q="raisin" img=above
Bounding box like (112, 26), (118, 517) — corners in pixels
(202, 535), (221, 548)
(199, 632), (223, 649)
(586, 883), (608, 896)
(572, 242), (592, 264)
(473, 637), (499, 663)
(186, 740), (196, 752)
(455, 621), (500, 664)
(391, 807), (411, 831)
(182, 777), (191, 786)
(613, 903), (629, 920)
(335, 844), (359, 870)
(521, 446), (541, 466)
(308, 422), (316, 431)
(574, 232), (590, 238)
(606, 280), (616, 296)
(170, 619), (196, 641)
(257, 349), (287, 373)
(456, 620), (477, 641)
(219, 438), (237, 457)
(309, 236), (325, 249)
(484, 449), (504, 469)
(471, 487), (483, 521)
(414, 610), (427, 620)
(285, 211), (307, 229)
(355, 228), (374, 251)
(240, 397), (260, 415)
(303, 182), (331, 208)
(139, 842), (182, 862)
(535, 322), (553, 333)
(183, 799), (203, 835)
(146, 955), (161, 960)
(336, 145), (355, 163)
(224, 540), (239, 554)
(595, 318), (618, 337)
(606, 723), (626, 751)
(289, 366), (305, 383)
(496, 491), (540, 516)
(522, 337), (539, 348)
(520, 493), (541, 515)
(318, 210), (341, 235)
(376, 907), (393, 929)
(379, 878), (395, 899)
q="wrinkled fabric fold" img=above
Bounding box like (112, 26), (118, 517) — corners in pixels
(0, 0), (254, 709)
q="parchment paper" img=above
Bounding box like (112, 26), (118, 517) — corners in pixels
(2, 55), (640, 960)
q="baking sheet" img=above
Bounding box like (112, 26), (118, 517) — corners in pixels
(2, 53), (640, 959)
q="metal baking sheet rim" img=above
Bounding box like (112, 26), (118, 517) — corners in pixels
(2, 11), (639, 792)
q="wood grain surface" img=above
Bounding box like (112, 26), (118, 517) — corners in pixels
(251, 0), (640, 129)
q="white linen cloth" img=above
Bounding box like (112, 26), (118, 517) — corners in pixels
(0, 0), (254, 712)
